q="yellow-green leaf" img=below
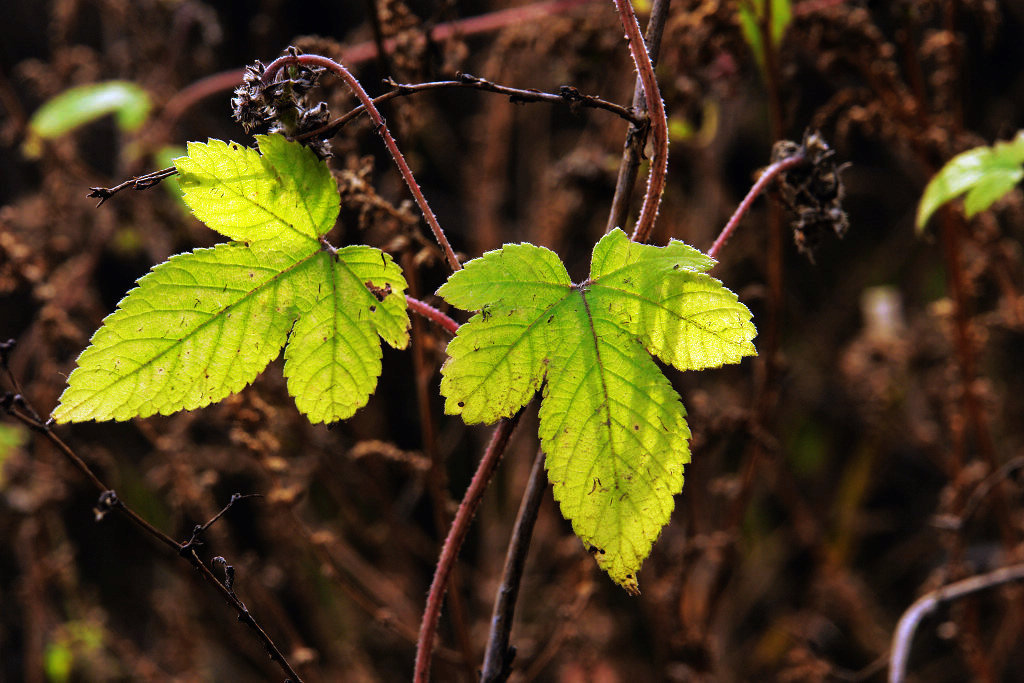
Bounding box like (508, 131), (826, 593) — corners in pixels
(438, 229), (756, 592)
(916, 131), (1024, 232)
(54, 135), (409, 424)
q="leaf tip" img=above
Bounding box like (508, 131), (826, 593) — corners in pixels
(619, 575), (641, 596)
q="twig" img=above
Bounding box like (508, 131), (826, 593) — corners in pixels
(0, 344), (302, 682)
(414, 413), (522, 682)
(406, 295), (460, 336)
(298, 75), (639, 141)
(611, 0), (669, 244)
(707, 151), (807, 261)
(179, 492), (264, 554)
(605, 0), (671, 235)
(889, 563), (1024, 683)
(262, 53), (462, 273)
(387, 74), (641, 125)
(481, 447), (548, 682)
(87, 166), (177, 206)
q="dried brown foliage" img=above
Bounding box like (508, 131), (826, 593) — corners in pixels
(2, 0), (1024, 681)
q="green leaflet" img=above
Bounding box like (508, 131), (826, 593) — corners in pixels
(53, 135), (409, 424)
(738, 0), (792, 77)
(438, 228), (756, 592)
(24, 81), (151, 158)
(916, 131), (1024, 232)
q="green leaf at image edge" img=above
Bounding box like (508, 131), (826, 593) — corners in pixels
(53, 135), (409, 425)
(916, 130), (1024, 232)
(438, 229), (756, 592)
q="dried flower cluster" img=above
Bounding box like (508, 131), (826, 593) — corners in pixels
(773, 131), (850, 260)
(231, 47), (332, 157)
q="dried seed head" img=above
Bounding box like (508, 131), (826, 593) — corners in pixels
(773, 131), (850, 262)
(231, 48), (332, 157)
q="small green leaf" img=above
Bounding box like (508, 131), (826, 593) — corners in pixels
(54, 135), (409, 424)
(738, 0), (792, 75)
(24, 81), (151, 157)
(439, 229), (756, 592)
(916, 131), (1024, 232)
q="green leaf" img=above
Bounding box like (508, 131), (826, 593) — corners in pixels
(439, 229), (756, 592)
(54, 135), (409, 424)
(738, 0), (792, 76)
(24, 81), (151, 157)
(916, 131), (1024, 232)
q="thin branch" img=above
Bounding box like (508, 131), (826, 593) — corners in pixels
(87, 166), (177, 206)
(179, 492), (264, 554)
(481, 447), (548, 682)
(414, 413), (523, 682)
(262, 53), (462, 273)
(707, 151), (807, 261)
(297, 75), (638, 142)
(0, 348), (302, 682)
(605, 0), (672, 235)
(391, 74), (641, 124)
(611, 0), (669, 244)
(889, 563), (1024, 683)
(406, 295), (460, 336)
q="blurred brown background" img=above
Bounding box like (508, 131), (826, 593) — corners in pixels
(3, 0), (1024, 680)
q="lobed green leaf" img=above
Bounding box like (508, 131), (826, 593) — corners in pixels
(439, 228), (756, 591)
(55, 135), (409, 425)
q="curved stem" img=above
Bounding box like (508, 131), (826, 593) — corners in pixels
(155, 0), (598, 138)
(481, 447), (548, 682)
(414, 413), (522, 682)
(262, 54), (462, 273)
(889, 563), (1024, 683)
(707, 152), (806, 261)
(611, 0), (669, 244)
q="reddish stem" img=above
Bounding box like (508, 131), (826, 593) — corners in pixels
(611, 0), (669, 244)
(262, 54), (462, 273)
(157, 0), (597, 136)
(707, 152), (806, 261)
(406, 295), (460, 336)
(414, 414), (521, 682)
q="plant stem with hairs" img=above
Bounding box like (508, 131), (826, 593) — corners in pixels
(611, 0), (669, 245)
(414, 413), (522, 682)
(261, 53), (462, 273)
